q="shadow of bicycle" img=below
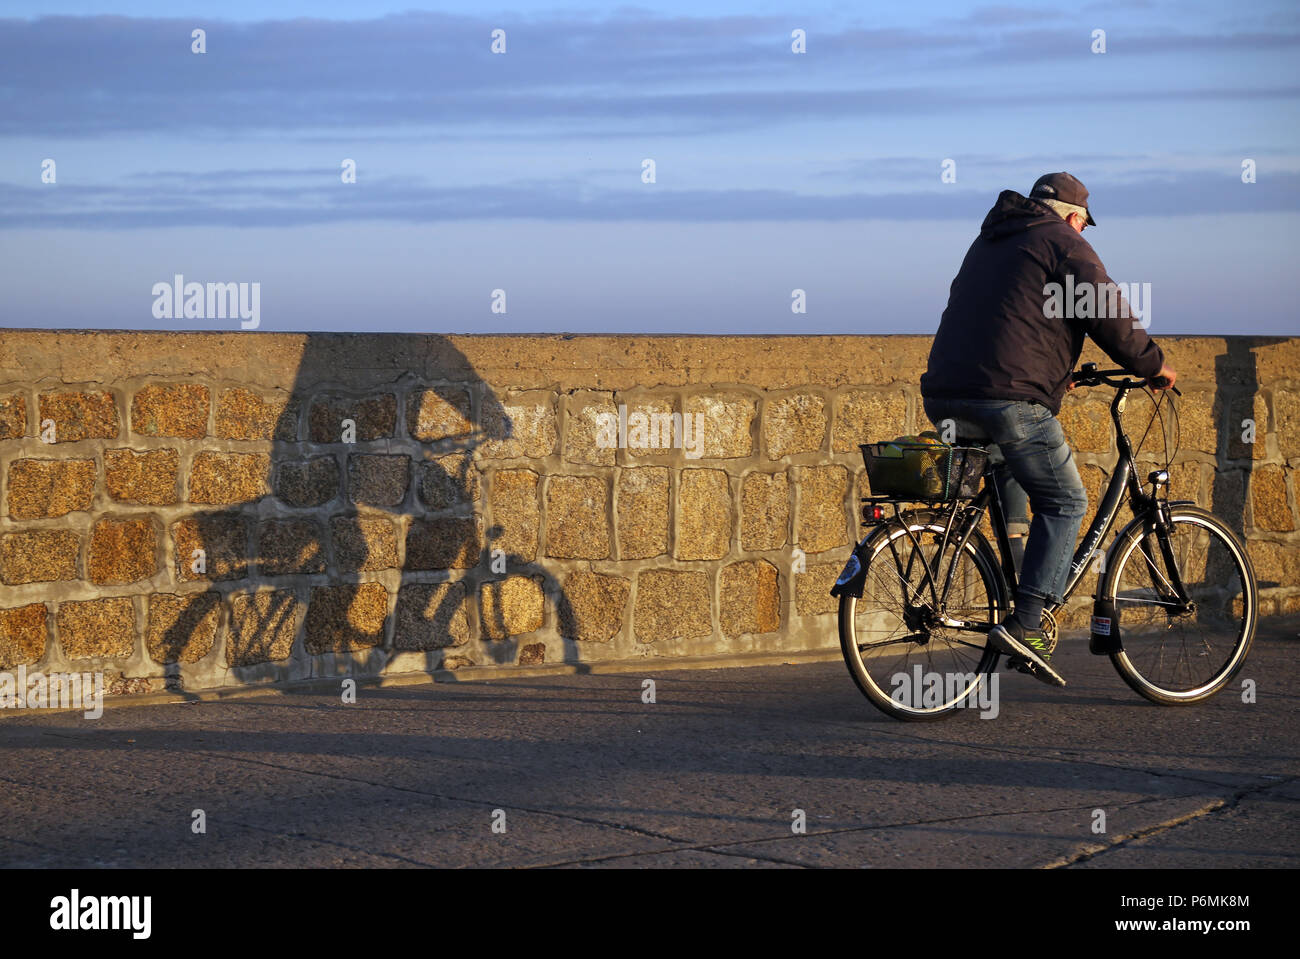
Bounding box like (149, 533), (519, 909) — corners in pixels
(154, 334), (579, 690)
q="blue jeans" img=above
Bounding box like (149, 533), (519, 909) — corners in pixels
(922, 397), (1088, 606)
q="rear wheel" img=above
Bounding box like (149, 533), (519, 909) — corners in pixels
(1102, 505), (1256, 704)
(839, 511), (1007, 721)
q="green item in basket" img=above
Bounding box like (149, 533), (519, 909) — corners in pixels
(875, 431), (951, 498)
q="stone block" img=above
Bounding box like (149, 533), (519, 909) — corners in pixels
(720, 560), (780, 635)
(797, 465), (848, 554)
(1275, 389), (1300, 460)
(189, 451), (270, 504)
(393, 582), (470, 650)
(332, 516), (398, 572)
(564, 392), (617, 466)
(57, 597), (135, 660)
(764, 393), (826, 458)
(1076, 465), (1108, 543)
(146, 592), (220, 664)
(131, 384), (209, 438)
(489, 468), (540, 560)
(1167, 460), (1203, 507)
(478, 392), (557, 459)
(741, 471), (789, 550)
(558, 571), (630, 643)
(1058, 397), (1112, 453)
(675, 468), (732, 561)
(274, 456), (340, 507)
(1251, 465), (1294, 532)
(105, 448), (179, 505)
(38, 391), (119, 442)
(545, 475), (610, 559)
(1226, 392), (1269, 460)
(7, 458), (95, 519)
(1207, 469), (1247, 530)
(480, 575), (545, 639)
(309, 393), (396, 442)
(303, 583), (389, 653)
(624, 398), (676, 459)
(0, 530), (79, 585)
(405, 515), (484, 570)
(172, 514), (250, 583)
(634, 569), (712, 641)
(1246, 540), (1300, 589)
(616, 467), (668, 560)
(406, 388), (471, 443)
(518, 643), (546, 665)
(347, 454), (410, 507)
(794, 563), (840, 616)
(0, 603), (47, 668)
(258, 519), (326, 576)
(215, 388), (298, 441)
(0, 393), (25, 439)
(834, 390), (907, 452)
(88, 516), (158, 585)
(683, 393), (754, 459)
(1171, 393), (1219, 457)
(227, 591), (301, 666)
(419, 454), (480, 511)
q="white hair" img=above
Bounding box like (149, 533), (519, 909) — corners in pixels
(1038, 197), (1089, 222)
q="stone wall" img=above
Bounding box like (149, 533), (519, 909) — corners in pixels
(0, 332), (1295, 696)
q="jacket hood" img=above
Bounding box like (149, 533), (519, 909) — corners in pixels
(979, 190), (1061, 240)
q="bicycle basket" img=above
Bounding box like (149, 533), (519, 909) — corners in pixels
(860, 435), (988, 501)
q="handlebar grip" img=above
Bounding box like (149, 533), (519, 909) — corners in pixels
(1150, 376), (1182, 396)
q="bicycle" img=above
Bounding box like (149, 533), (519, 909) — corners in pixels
(833, 363), (1258, 721)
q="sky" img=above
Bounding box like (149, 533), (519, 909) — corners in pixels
(0, 1), (1297, 334)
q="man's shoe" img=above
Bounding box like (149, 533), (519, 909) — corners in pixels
(989, 616), (1066, 687)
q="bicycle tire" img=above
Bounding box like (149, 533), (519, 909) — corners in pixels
(839, 509), (1007, 721)
(1101, 504), (1257, 705)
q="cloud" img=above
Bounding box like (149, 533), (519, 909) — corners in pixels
(2, 168), (1293, 229)
(2, 13), (1296, 136)
(949, 6), (1066, 27)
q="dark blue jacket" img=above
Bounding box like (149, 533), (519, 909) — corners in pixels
(921, 190), (1164, 414)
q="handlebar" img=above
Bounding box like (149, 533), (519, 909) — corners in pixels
(1071, 363), (1181, 396)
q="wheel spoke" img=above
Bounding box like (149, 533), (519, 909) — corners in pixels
(1106, 509), (1254, 703)
(841, 518), (1003, 719)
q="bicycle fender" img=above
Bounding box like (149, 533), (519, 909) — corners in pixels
(1089, 510), (1155, 654)
(828, 533), (881, 599)
(1089, 596), (1122, 654)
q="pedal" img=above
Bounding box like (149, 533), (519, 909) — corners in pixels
(1006, 654), (1066, 687)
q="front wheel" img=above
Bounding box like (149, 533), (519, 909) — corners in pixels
(1101, 505), (1257, 705)
(839, 511), (1007, 721)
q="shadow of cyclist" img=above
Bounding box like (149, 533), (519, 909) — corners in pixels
(153, 333), (580, 689)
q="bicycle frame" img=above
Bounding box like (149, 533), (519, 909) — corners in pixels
(855, 380), (1191, 631)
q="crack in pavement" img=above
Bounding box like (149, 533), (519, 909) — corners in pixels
(1044, 776), (1299, 868)
(214, 817), (443, 868)
(784, 711), (1274, 793)
(528, 793), (1196, 869)
(174, 747), (698, 848)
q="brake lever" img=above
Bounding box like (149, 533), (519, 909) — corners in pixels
(1149, 377), (1182, 396)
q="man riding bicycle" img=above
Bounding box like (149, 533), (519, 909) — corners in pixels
(920, 172), (1177, 686)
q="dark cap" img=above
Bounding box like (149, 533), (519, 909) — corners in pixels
(1030, 172), (1096, 225)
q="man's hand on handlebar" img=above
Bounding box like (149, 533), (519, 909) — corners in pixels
(1150, 363), (1177, 392)
(1070, 361), (1181, 395)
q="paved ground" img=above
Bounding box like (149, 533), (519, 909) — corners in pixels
(2, 618), (1296, 869)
